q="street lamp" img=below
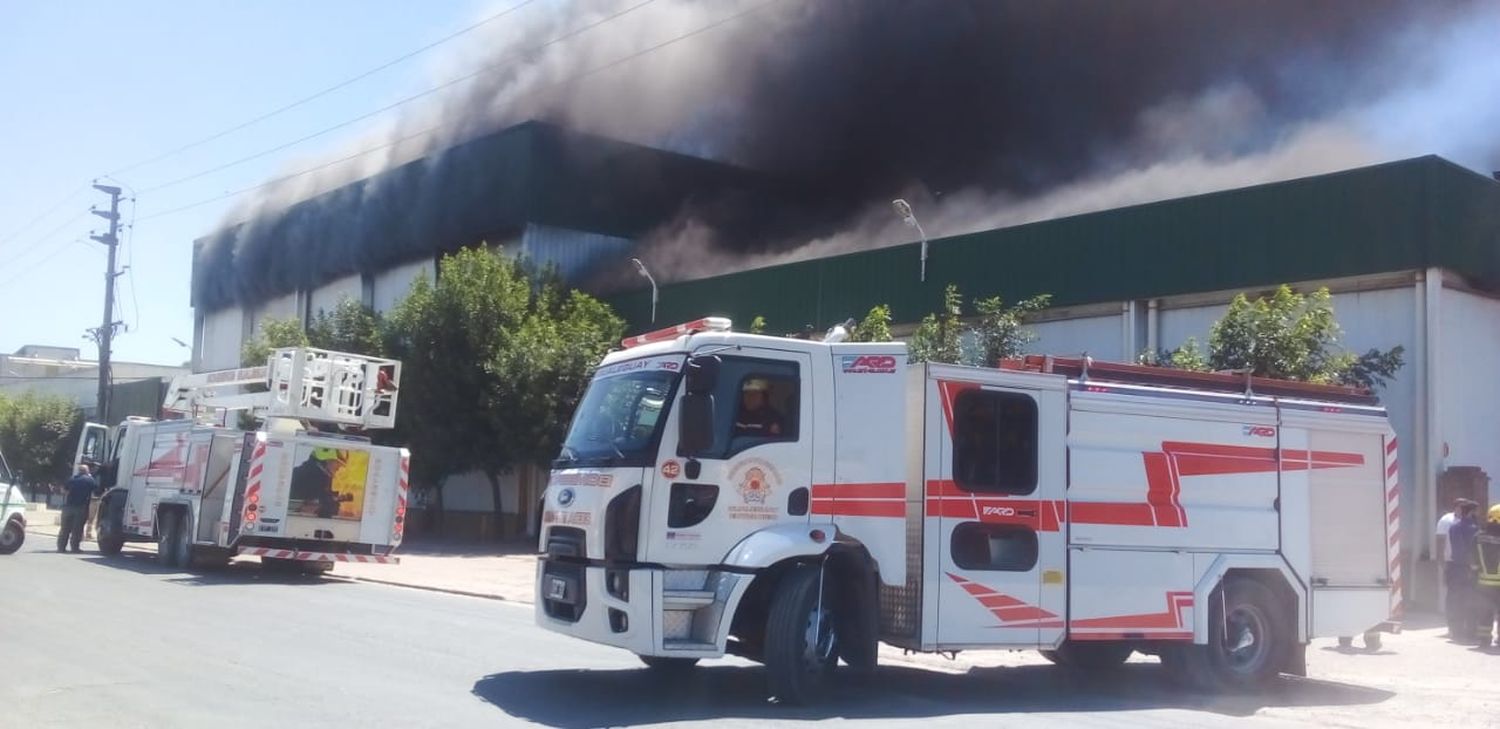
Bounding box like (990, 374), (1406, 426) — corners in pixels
(631, 257), (658, 324)
(891, 199), (928, 283)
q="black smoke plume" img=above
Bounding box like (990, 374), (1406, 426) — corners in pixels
(196, 0), (1496, 308)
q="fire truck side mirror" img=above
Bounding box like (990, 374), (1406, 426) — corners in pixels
(678, 393), (715, 456)
(685, 355), (720, 395)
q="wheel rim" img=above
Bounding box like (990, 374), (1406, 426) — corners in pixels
(1223, 604), (1271, 674)
(801, 604), (838, 673)
(1, 526), (17, 547)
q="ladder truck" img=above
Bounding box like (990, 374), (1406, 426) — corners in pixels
(77, 347), (411, 572)
(535, 318), (1400, 704)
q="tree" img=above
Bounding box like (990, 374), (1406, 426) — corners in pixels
(909, 285), (965, 364)
(0, 391), (81, 496)
(241, 316), (309, 366)
(309, 298), (384, 356)
(1139, 337), (1210, 371)
(1149, 286), (1404, 389)
(969, 294), (1052, 367)
(384, 247), (623, 532)
(850, 304), (893, 343)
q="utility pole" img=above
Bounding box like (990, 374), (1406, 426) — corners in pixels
(90, 183), (124, 425)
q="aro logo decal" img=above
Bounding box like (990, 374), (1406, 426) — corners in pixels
(841, 355), (898, 374)
(661, 460), (682, 479)
(1243, 426), (1277, 438)
(981, 505), (1017, 517)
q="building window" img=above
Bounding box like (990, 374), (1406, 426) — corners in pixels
(952, 390), (1038, 494)
(951, 523), (1038, 572)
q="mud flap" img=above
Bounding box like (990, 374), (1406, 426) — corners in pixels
(1281, 641), (1307, 677)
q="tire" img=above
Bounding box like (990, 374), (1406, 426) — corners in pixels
(1337, 636), (1354, 649)
(156, 511), (179, 567)
(97, 508), (124, 556)
(0, 520), (24, 554)
(835, 568), (879, 674)
(1362, 631), (1382, 652)
(1042, 641), (1133, 672)
(263, 557), (301, 573)
(638, 655), (700, 674)
(1199, 578), (1289, 690)
(764, 564), (839, 705)
(171, 512), (194, 568)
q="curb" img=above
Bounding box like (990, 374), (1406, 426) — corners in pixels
(339, 575), (524, 603)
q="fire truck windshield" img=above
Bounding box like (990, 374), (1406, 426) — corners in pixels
(557, 366), (680, 468)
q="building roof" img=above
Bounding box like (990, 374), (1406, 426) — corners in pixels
(191, 121), (781, 310)
(605, 156), (1500, 332)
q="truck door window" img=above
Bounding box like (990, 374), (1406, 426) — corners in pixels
(951, 523), (1038, 571)
(952, 390), (1038, 495)
(683, 357), (799, 459)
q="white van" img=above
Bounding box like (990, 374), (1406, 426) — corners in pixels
(0, 447), (26, 554)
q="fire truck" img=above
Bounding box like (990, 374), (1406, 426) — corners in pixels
(77, 347), (411, 571)
(536, 318), (1399, 704)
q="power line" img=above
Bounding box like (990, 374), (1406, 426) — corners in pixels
(138, 0), (663, 195)
(135, 0), (783, 222)
(0, 185), (87, 253)
(0, 209), (91, 279)
(107, 0), (542, 178)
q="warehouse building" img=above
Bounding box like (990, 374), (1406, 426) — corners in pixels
(605, 155), (1500, 608)
(189, 132), (1500, 605)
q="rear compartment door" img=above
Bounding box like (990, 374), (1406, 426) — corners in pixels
(931, 370), (1068, 648)
(196, 434), (243, 544)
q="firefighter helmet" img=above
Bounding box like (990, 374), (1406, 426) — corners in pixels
(1489, 504), (1500, 525)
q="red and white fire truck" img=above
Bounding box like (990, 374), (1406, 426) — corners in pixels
(536, 318), (1399, 703)
(77, 347), (411, 571)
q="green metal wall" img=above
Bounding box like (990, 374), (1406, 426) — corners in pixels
(609, 156), (1500, 334)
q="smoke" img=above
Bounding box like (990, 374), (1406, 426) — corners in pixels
(197, 0), (1500, 308)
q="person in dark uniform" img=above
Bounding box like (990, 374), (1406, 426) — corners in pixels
(58, 465), (98, 553)
(288, 448), (339, 518)
(732, 378), (784, 438)
(1449, 500), (1483, 644)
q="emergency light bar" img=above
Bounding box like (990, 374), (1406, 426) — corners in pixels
(621, 317), (732, 348)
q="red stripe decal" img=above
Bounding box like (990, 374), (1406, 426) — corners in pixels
(811, 482), (906, 499)
(811, 500), (906, 518)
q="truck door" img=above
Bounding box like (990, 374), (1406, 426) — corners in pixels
(934, 380), (1067, 648)
(196, 434), (242, 545)
(73, 423), (109, 474)
(641, 349), (814, 564)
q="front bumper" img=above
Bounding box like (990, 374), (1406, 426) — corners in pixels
(534, 559), (751, 658)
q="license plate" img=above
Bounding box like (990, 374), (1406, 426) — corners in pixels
(547, 576), (571, 602)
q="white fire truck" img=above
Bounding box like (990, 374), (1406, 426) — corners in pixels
(536, 318), (1399, 703)
(77, 347), (411, 571)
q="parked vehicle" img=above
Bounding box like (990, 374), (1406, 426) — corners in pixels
(536, 318), (1399, 703)
(77, 347), (410, 571)
(0, 447), (26, 554)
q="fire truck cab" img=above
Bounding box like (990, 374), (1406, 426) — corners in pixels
(536, 318), (1399, 704)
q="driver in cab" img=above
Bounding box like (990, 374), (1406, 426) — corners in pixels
(733, 378), (784, 438)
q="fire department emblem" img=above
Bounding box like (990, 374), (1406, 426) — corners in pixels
(739, 467), (771, 504)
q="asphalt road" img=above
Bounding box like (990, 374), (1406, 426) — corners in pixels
(0, 538), (1450, 729)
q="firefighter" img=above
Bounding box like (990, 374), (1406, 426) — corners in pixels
(289, 447), (341, 518)
(1476, 504), (1500, 649)
(732, 378), (784, 438)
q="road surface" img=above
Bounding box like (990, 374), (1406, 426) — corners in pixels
(1, 538), (1486, 728)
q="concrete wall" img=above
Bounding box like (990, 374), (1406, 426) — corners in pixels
(199, 306), (245, 371)
(373, 258), (434, 314)
(1438, 288), (1500, 506)
(309, 273), (363, 318)
(1030, 313), (1127, 361)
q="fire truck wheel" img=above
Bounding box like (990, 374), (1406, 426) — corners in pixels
(1040, 642), (1133, 672)
(765, 564), (838, 705)
(1201, 578), (1288, 690)
(156, 511), (181, 568)
(1361, 631), (1382, 651)
(96, 506), (124, 555)
(171, 513), (194, 568)
(638, 655), (700, 673)
(0, 520), (23, 554)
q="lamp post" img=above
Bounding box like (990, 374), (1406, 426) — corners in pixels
(631, 257), (658, 324)
(891, 199), (928, 282)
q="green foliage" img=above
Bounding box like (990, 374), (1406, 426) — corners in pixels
(0, 391), (81, 486)
(1150, 286), (1404, 389)
(909, 285), (965, 364)
(749, 316), (767, 335)
(907, 286), (1051, 365)
(309, 298), (384, 356)
(240, 316), (309, 366)
(383, 247), (624, 523)
(850, 304), (893, 343)
(1139, 337), (1210, 372)
(970, 294), (1052, 367)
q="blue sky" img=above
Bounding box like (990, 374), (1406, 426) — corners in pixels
(0, 1), (494, 366)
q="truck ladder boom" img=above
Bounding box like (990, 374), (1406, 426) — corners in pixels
(163, 347), (402, 429)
